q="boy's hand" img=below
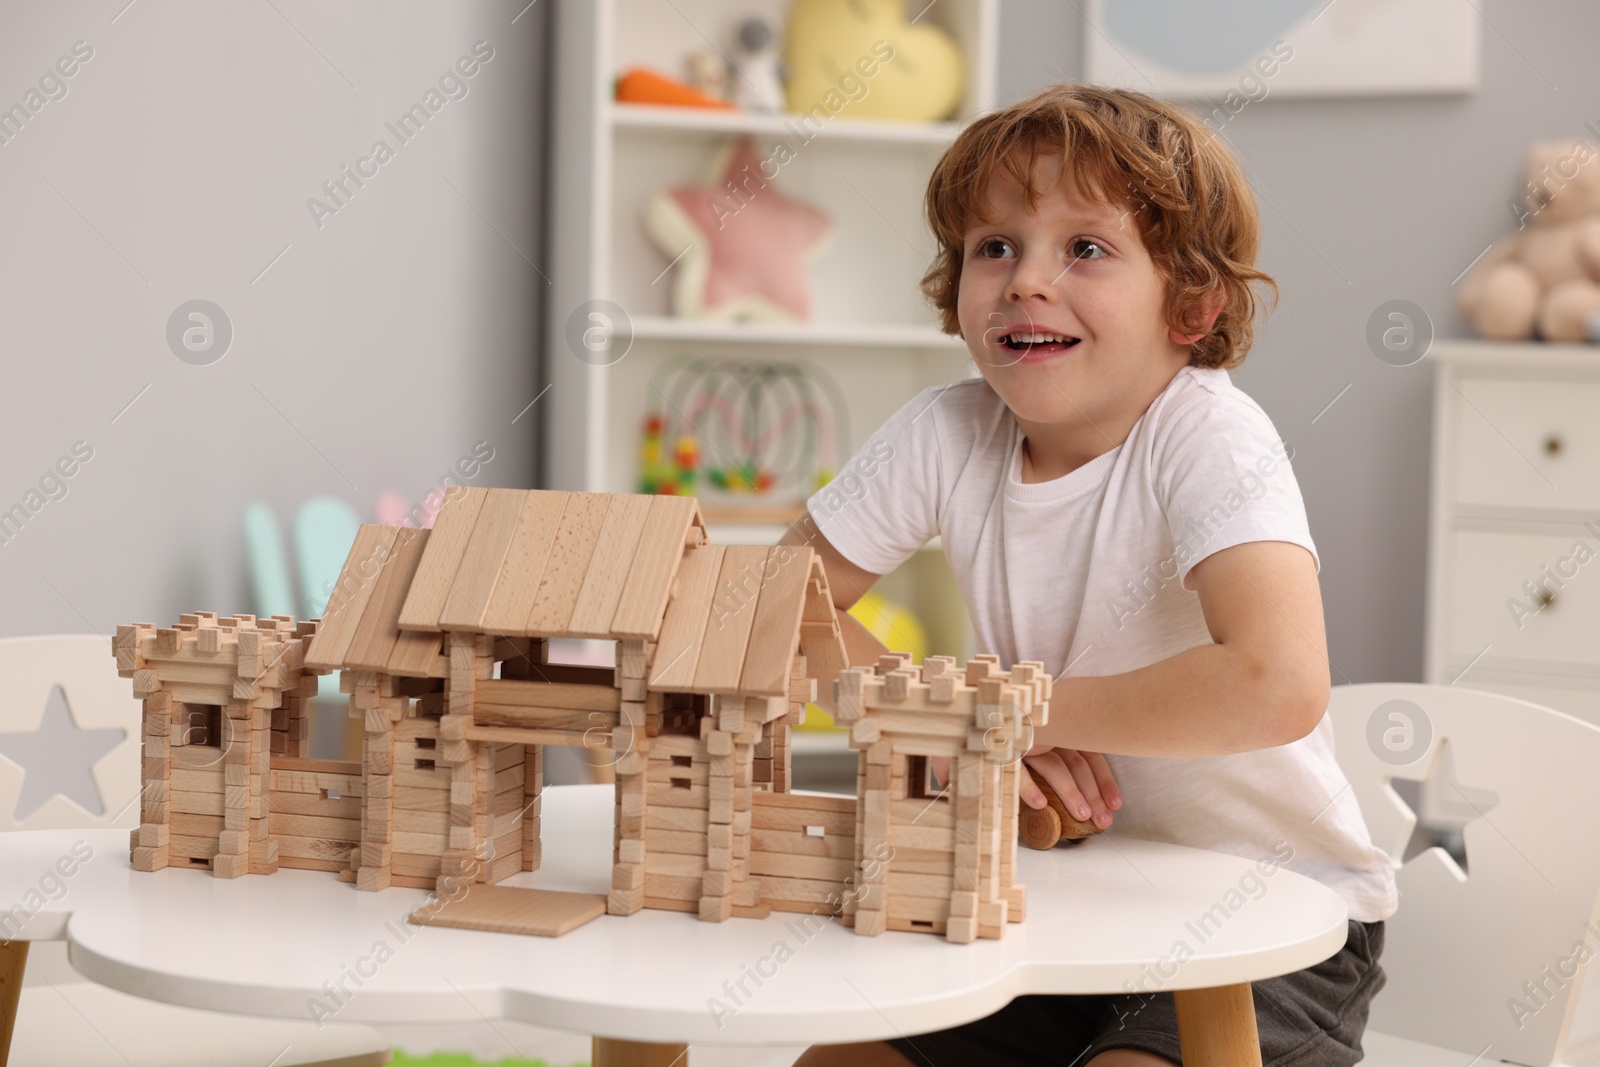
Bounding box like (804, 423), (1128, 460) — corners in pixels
(1020, 745), (1121, 830)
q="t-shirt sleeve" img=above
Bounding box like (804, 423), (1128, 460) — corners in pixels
(1155, 387), (1319, 588)
(802, 385), (946, 576)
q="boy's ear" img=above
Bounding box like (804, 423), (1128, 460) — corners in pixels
(1169, 282), (1228, 346)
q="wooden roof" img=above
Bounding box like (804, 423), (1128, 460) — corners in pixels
(304, 524), (445, 676)
(649, 543), (846, 697)
(305, 487), (849, 696)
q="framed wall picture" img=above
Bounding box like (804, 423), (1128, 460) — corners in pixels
(1085, 0), (1479, 98)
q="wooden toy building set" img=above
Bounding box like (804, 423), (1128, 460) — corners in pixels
(115, 486), (1055, 942)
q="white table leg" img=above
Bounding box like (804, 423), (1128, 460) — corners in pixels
(1173, 982), (1261, 1067)
(0, 941), (27, 1067)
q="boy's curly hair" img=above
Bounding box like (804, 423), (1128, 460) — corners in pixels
(922, 83), (1276, 369)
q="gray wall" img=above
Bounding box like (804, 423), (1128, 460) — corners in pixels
(998, 0), (1592, 684)
(0, 1), (547, 637)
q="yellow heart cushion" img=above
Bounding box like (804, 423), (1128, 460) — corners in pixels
(784, 0), (965, 124)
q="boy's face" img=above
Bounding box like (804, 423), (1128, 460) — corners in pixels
(956, 154), (1192, 438)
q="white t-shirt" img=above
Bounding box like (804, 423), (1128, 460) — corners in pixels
(806, 366), (1398, 923)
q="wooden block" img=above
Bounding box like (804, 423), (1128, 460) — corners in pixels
(212, 854), (247, 879)
(396, 488), (491, 631)
(608, 885), (645, 915)
(698, 894), (733, 922)
(131, 845), (168, 872)
(611, 495), (701, 638)
(437, 488), (532, 630)
(565, 495), (653, 637)
(302, 524), (404, 665)
(738, 546), (812, 696)
(612, 862), (644, 890)
(523, 493), (611, 634)
(649, 544), (724, 690)
(410, 884), (607, 937)
(356, 865), (392, 892)
(692, 546), (769, 692)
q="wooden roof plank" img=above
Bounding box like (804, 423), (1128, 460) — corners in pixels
(738, 546), (813, 697)
(396, 487), (489, 631)
(648, 543), (724, 691)
(799, 554), (848, 671)
(523, 494), (612, 635)
(343, 526), (431, 671)
(691, 545), (768, 693)
(480, 491), (569, 635)
(304, 524), (401, 669)
(437, 488), (529, 631)
(610, 495), (700, 639)
(564, 494), (653, 638)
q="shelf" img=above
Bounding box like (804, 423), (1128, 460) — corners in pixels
(631, 315), (966, 349)
(610, 102), (964, 146)
(1428, 340), (1600, 370)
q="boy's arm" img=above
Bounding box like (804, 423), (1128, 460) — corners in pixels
(1034, 540), (1330, 759)
(779, 518), (887, 716)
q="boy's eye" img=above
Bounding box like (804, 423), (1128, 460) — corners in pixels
(976, 237), (1015, 259)
(1070, 238), (1108, 260)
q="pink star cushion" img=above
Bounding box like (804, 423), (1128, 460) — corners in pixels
(644, 137), (832, 322)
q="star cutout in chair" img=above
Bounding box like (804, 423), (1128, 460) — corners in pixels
(0, 684), (125, 822)
(644, 136), (832, 322)
(1392, 737), (1500, 875)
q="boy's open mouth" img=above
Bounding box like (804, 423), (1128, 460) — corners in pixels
(1000, 331), (1081, 353)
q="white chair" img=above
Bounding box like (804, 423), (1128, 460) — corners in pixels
(0, 634), (392, 1066)
(1328, 683), (1600, 1067)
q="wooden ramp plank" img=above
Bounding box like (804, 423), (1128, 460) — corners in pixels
(649, 544), (724, 691)
(611, 495), (700, 639)
(304, 524), (400, 669)
(438, 488), (529, 631)
(740, 546), (813, 697)
(692, 545), (768, 693)
(481, 491), (569, 635)
(408, 884), (607, 937)
(524, 494), (611, 635)
(345, 526), (431, 671)
(564, 494), (652, 638)
(397, 487), (489, 631)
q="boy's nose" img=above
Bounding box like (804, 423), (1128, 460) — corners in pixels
(1005, 254), (1062, 303)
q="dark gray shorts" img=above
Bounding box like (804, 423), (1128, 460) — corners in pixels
(887, 920), (1385, 1067)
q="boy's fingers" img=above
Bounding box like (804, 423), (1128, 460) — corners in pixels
(1058, 749), (1114, 828)
(1084, 750), (1122, 809)
(1023, 750), (1092, 823)
(1019, 765), (1047, 808)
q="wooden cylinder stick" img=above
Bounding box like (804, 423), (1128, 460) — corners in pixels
(1173, 983), (1262, 1067)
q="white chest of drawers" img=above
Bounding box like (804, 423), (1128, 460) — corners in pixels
(1427, 341), (1600, 725)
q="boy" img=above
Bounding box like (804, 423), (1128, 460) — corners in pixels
(785, 84), (1397, 1067)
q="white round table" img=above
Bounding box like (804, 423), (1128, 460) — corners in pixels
(0, 784), (1348, 1066)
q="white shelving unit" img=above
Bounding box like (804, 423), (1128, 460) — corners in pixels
(1421, 340), (1600, 836)
(544, 0), (997, 661)
(1426, 340), (1600, 720)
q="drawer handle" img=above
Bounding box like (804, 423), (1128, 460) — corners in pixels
(1544, 434), (1564, 456)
